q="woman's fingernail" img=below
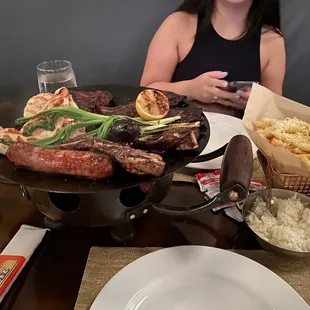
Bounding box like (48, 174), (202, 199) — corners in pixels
(235, 90), (242, 99)
(219, 72), (228, 78)
(222, 81), (228, 88)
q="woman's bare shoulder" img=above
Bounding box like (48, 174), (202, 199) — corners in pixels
(166, 11), (197, 23)
(161, 11), (197, 33)
(261, 28), (285, 46)
(260, 28), (285, 73)
(261, 28), (285, 59)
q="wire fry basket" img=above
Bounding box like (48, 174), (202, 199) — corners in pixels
(261, 154), (310, 196)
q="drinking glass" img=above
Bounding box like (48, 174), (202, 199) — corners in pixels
(37, 60), (77, 93)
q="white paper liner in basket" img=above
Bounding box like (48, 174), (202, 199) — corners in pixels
(243, 84), (310, 178)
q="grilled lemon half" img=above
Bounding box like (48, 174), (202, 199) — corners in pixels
(136, 89), (169, 121)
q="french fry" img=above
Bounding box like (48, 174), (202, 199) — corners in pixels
(298, 155), (310, 166)
(269, 137), (284, 147)
(254, 117), (310, 157)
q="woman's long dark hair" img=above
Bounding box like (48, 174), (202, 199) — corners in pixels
(177, 0), (281, 38)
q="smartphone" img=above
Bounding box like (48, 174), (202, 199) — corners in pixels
(224, 81), (258, 92)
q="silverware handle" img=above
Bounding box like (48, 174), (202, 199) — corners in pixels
(0, 176), (18, 186)
(152, 197), (220, 216)
(152, 185), (247, 216)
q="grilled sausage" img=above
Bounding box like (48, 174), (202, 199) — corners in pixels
(7, 143), (114, 179)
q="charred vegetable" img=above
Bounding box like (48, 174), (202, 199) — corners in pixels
(108, 119), (140, 144)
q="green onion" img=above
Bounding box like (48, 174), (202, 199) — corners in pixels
(141, 122), (201, 135)
(16, 106), (180, 128)
(0, 139), (13, 146)
(132, 116), (181, 126)
(22, 114), (59, 136)
(14, 106), (183, 147)
(29, 120), (103, 147)
(97, 116), (119, 139)
(15, 106), (108, 127)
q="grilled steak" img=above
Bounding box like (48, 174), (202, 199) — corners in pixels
(59, 136), (166, 177)
(7, 143), (114, 179)
(70, 90), (114, 113)
(93, 102), (201, 123)
(135, 129), (198, 154)
(176, 131), (199, 151)
(167, 106), (202, 123)
(93, 139), (165, 176)
(57, 135), (94, 150)
(161, 91), (186, 107)
(94, 102), (138, 117)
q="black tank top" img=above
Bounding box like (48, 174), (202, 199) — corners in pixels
(172, 14), (261, 83)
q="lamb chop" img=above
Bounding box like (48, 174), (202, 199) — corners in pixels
(135, 129), (198, 154)
(59, 136), (165, 177)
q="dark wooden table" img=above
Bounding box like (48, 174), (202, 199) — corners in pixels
(0, 102), (253, 310)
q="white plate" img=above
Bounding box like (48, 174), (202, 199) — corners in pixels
(187, 112), (257, 170)
(90, 246), (309, 310)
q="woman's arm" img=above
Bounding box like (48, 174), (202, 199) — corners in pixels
(140, 12), (237, 104)
(260, 32), (286, 95)
(239, 32), (286, 102)
(140, 12), (194, 95)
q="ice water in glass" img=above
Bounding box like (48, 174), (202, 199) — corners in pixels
(37, 60), (77, 93)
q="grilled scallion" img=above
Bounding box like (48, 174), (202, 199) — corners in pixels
(10, 106), (204, 148)
(14, 106), (183, 147)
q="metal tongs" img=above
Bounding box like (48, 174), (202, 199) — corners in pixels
(152, 135), (253, 216)
(257, 150), (275, 211)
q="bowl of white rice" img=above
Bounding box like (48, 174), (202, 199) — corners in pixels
(244, 189), (310, 257)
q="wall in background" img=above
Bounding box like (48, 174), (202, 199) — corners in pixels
(0, 0), (310, 109)
(281, 0), (310, 105)
(0, 0), (182, 110)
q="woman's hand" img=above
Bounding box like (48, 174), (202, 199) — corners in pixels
(236, 87), (251, 100)
(212, 87), (252, 110)
(188, 71), (238, 103)
(228, 87), (251, 109)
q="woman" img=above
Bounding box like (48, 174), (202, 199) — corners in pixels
(140, 0), (286, 110)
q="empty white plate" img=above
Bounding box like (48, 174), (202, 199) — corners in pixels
(187, 112), (257, 170)
(90, 246), (309, 310)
